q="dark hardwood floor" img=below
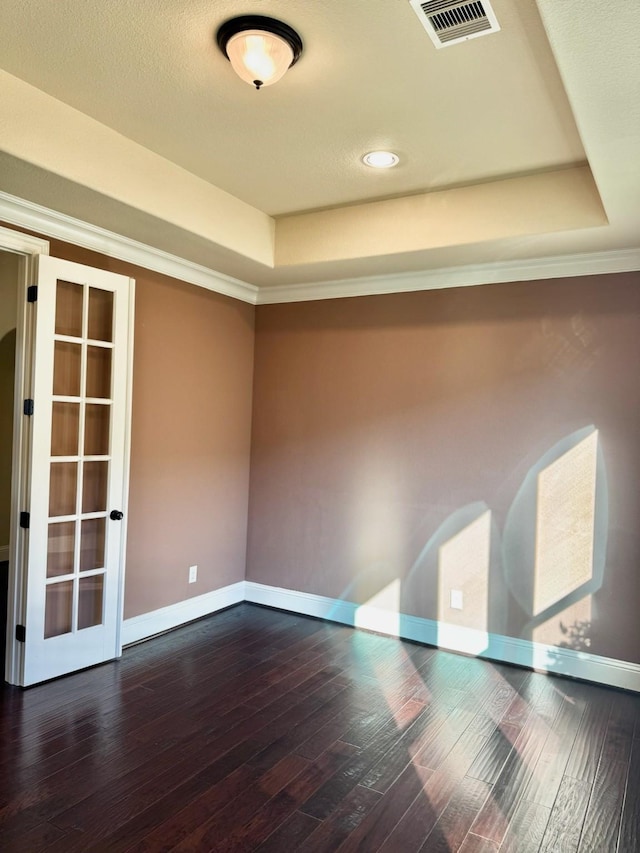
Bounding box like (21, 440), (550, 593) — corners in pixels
(1, 603), (639, 851)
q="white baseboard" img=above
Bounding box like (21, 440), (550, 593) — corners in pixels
(244, 581), (640, 693)
(0, 545), (9, 563)
(117, 579), (640, 692)
(121, 581), (245, 646)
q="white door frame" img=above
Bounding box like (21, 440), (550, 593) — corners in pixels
(1, 225), (135, 686)
(2, 226), (49, 685)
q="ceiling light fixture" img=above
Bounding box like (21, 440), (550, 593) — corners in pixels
(362, 151), (400, 169)
(216, 15), (303, 90)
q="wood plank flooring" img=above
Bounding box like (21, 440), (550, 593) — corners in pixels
(1, 603), (639, 851)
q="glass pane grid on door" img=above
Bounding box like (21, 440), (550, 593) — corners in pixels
(45, 279), (114, 639)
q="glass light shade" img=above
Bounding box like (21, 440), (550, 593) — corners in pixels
(226, 30), (294, 88)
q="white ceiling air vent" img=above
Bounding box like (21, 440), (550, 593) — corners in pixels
(409, 0), (500, 48)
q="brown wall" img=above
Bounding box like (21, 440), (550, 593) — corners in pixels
(247, 273), (640, 664)
(48, 241), (255, 618)
(4, 217), (640, 667)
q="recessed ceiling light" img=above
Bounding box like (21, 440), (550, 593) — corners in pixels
(362, 151), (399, 169)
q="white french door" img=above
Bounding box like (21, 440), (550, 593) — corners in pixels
(18, 255), (133, 686)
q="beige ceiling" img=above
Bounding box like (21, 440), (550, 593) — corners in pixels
(0, 0), (638, 294)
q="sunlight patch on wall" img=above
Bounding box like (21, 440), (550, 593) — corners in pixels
(502, 425), (607, 631)
(437, 509), (491, 654)
(532, 595), (592, 649)
(355, 578), (401, 636)
(533, 430), (598, 616)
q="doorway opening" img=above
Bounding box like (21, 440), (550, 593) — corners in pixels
(0, 250), (21, 683)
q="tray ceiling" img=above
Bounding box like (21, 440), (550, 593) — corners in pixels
(0, 0), (638, 293)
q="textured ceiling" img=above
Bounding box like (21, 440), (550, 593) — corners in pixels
(0, 0), (585, 215)
(0, 0), (638, 292)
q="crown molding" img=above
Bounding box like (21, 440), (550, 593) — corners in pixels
(0, 191), (259, 305)
(1, 191), (638, 306)
(256, 247), (640, 304)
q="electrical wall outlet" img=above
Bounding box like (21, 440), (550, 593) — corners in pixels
(189, 565), (198, 584)
(450, 589), (463, 610)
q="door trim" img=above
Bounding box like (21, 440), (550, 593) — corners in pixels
(1, 226), (49, 684)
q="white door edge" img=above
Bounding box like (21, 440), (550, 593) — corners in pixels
(115, 278), (136, 658)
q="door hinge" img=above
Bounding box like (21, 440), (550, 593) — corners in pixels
(24, 399), (34, 416)
(27, 285), (38, 303)
(20, 511), (30, 529)
(15, 625), (26, 643)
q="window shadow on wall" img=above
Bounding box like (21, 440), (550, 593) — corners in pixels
(503, 425), (607, 665)
(400, 501), (507, 653)
(349, 425), (607, 675)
